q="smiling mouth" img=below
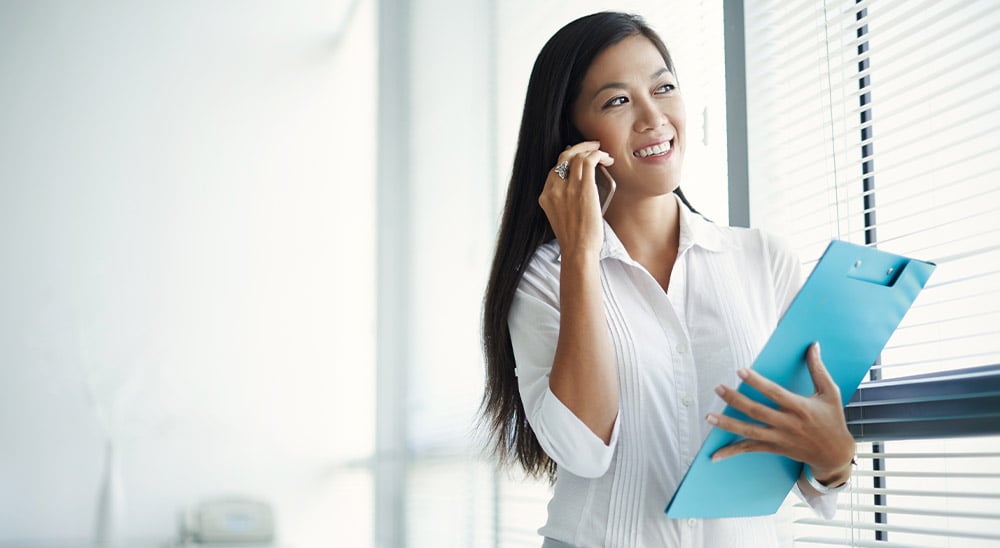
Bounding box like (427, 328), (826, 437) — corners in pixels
(633, 140), (672, 158)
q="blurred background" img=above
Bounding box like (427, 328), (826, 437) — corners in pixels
(0, 1), (725, 546)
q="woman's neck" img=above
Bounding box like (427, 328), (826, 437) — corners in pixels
(605, 193), (681, 291)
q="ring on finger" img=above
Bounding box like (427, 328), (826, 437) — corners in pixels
(554, 160), (570, 180)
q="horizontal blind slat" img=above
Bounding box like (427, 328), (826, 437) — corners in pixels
(895, 308), (1000, 332)
(872, 352), (999, 374)
(793, 501), (1000, 520)
(844, 487), (1000, 499)
(851, 470), (1000, 480)
(794, 537), (929, 548)
(793, 518), (1000, 541)
(854, 451), (1000, 459)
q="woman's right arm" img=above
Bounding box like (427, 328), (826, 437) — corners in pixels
(537, 142), (619, 444)
(509, 250), (620, 478)
(548, 251), (618, 443)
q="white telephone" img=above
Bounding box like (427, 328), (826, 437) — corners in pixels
(175, 496), (275, 546)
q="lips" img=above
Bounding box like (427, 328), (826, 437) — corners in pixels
(633, 139), (673, 158)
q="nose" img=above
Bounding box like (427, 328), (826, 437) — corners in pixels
(632, 96), (666, 133)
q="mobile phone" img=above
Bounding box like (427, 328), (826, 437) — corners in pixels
(596, 165), (617, 215)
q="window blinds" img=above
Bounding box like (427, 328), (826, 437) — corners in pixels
(793, 438), (1000, 547)
(863, 0), (1000, 381)
(746, 0), (1000, 376)
(745, 0), (1000, 545)
(745, 0), (867, 261)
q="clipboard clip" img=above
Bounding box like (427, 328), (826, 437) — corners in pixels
(846, 257), (909, 287)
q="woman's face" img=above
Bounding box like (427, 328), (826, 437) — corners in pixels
(572, 34), (686, 199)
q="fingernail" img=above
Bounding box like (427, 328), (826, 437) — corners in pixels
(814, 342), (822, 355)
(711, 454), (722, 462)
(737, 368), (749, 379)
(705, 414), (719, 425)
(714, 385), (725, 397)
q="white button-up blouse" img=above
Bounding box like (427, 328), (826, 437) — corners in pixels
(509, 196), (836, 547)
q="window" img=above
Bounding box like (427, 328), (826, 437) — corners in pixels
(742, 0), (1000, 545)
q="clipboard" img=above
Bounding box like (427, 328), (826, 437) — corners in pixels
(664, 240), (936, 518)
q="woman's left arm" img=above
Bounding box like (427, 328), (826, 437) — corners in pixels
(706, 342), (856, 491)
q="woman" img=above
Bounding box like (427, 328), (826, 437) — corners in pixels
(481, 12), (856, 547)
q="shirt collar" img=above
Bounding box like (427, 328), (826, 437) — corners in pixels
(599, 193), (728, 262)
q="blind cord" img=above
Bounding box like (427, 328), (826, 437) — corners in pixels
(821, 1), (855, 545)
(821, 0), (843, 243)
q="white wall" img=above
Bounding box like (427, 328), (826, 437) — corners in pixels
(402, 0), (496, 544)
(0, 2), (734, 546)
(0, 1), (376, 546)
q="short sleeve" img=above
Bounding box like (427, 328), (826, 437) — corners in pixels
(508, 260), (620, 479)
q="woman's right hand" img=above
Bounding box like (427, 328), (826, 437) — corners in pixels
(538, 141), (615, 261)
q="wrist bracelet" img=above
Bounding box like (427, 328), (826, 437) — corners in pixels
(804, 464), (849, 494)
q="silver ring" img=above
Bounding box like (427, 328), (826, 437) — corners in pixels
(554, 160), (570, 180)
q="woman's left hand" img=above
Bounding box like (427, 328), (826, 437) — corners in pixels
(706, 342), (855, 486)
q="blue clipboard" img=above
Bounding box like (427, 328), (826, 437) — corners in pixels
(665, 240), (936, 518)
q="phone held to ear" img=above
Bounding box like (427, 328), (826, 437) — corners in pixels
(596, 165), (616, 215)
(554, 165), (616, 265)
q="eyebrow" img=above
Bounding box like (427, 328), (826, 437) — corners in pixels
(591, 68), (672, 100)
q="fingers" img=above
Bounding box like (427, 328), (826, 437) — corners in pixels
(805, 342), (841, 399)
(554, 142), (614, 183)
(556, 141), (601, 165)
(724, 343), (838, 410)
(710, 438), (776, 462)
(540, 142), (614, 257)
(705, 410), (777, 446)
(731, 367), (798, 410)
(572, 150), (614, 183)
(704, 344), (855, 467)
(713, 384), (787, 428)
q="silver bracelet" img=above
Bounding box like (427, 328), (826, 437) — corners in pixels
(804, 464), (849, 494)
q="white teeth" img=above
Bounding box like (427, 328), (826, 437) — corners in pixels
(634, 141), (672, 158)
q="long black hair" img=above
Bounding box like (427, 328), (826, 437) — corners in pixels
(481, 12), (694, 480)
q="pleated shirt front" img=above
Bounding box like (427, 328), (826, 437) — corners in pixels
(509, 197), (835, 547)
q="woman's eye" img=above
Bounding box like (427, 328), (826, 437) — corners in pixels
(603, 96), (629, 108)
(655, 83), (676, 94)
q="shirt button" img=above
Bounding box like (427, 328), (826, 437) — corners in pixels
(681, 396), (693, 407)
(677, 342), (689, 354)
(688, 518), (696, 527)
